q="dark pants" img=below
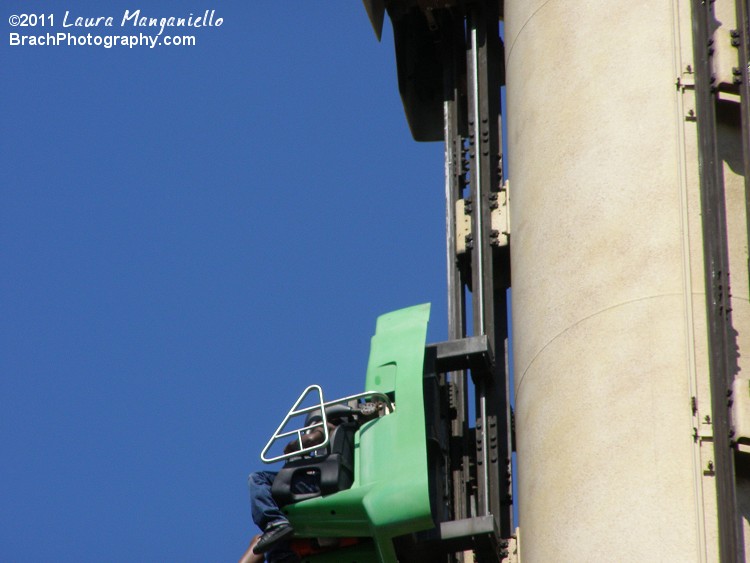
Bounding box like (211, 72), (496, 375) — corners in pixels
(248, 471), (287, 530)
(247, 470), (319, 563)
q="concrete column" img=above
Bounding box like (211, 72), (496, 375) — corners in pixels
(505, 0), (747, 560)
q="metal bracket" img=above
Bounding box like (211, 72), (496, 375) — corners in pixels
(711, 0), (742, 97)
(427, 335), (493, 374)
(693, 413), (715, 443)
(501, 528), (521, 563)
(434, 515), (502, 557)
(731, 378), (750, 453)
(677, 68), (696, 91)
(490, 180), (510, 247)
(455, 198), (472, 255)
(678, 67), (698, 122)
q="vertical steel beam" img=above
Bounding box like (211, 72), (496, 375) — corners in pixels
(372, 0), (514, 552)
(466, 0), (512, 539)
(691, 0), (742, 559)
(738, 0), (750, 292)
(442, 10), (472, 528)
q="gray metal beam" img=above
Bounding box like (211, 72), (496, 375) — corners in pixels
(738, 0), (750, 294)
(466, 0), (512, 539)
(691, 0), (742, 560)
(428, 335), (493, 374)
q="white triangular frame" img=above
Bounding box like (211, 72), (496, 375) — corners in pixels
(260, 384), (329, 463)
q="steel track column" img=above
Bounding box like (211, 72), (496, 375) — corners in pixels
(467, 0), (512, 539)
(442, 9), (471, 529)
(738, 0), (750, 290)
(691, 0), (742, 559)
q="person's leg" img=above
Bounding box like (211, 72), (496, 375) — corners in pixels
(247, 471), (287, 530)
(261, 470), (320, 560)
(248, 471), (295, 554)
(237, 535), (264, 563)
(238, 535), (299, 563)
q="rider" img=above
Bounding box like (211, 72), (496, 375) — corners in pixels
(247, 417), (337, 562)
(244, 401), (382, 562)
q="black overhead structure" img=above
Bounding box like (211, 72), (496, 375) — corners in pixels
(364, 1), (512, 561)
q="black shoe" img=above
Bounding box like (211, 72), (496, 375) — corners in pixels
(253, 521), (295, 554)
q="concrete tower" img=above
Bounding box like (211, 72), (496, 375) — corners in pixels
(505, 0), (749, 560)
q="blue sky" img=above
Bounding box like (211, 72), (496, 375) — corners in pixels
(1, 2), (448, 560)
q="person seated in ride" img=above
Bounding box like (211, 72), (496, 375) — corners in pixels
(246, 419), (337, 562)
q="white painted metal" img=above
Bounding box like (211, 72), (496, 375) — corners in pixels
(260, 387), (393, 463)
(260, 384), (329, 463)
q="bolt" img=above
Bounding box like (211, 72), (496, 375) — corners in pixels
(686, 64), (693, 73)
(730, 29), (740, 38)
(707, 460), (714, 472)
(704, 415), (711, 424)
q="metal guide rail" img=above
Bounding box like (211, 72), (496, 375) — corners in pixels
(364, 1), (513, 560)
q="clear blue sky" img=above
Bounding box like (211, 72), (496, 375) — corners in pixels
(1, 2), (448, 560)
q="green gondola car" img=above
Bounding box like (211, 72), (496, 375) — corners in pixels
(260, 304), (434, 563)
